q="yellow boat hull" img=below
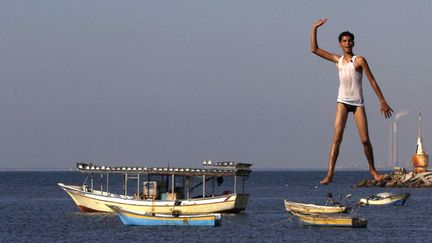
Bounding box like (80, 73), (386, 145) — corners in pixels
(291, 211), (367, 228)
(284, 200), (348, 214)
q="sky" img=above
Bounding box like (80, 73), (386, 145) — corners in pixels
(1, 0), (431, 170)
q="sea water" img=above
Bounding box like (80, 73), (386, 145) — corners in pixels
(0, 171), (430, 242)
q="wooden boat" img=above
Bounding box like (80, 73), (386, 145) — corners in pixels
(284, 199), (349, 214)
(108, 205), (221, 227)
(358, 192), (410, 206)
(290, 211), (367, 228)
(58, 161), (252, 214)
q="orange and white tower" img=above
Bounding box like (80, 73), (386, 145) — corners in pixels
(412, 111), (429, 173)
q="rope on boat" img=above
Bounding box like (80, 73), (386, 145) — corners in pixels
(265, 217), (293, 228)
(96, 213), (115, 222)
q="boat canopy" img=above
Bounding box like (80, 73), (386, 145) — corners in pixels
(75, 160), (252, 177)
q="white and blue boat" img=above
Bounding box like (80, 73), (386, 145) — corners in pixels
(108, 205), (221, 227)
(358, 192), (410, 206)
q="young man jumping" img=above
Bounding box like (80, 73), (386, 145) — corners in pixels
(310, 18), (393, 185)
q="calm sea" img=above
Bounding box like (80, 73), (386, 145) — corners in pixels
(0, 170), (430, 242)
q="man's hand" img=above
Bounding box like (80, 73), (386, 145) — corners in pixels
(380, 100), (394, 119)
(312, 18), (327, 29)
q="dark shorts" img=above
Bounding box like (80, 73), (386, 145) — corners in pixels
(338, 102), (359, 113)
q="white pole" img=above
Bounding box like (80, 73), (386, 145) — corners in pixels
(137, 174), (140, 196)
(171, 174), (175, 194)
(106, 173), (109, 195)
(202, 175), (206, 198)
(234, 175), (237, 194)
(125, 173), (128, 196)
(389, 123), (393, 168)
(394, 122), (398, 167)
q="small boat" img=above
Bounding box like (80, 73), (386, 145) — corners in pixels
(284, 199), (349, 214)
(108, 205), (221, 227)
(290, 211), (367, 228)
(358, 192), (410, 206)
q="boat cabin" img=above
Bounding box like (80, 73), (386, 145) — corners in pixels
(75, 160), (252, 201)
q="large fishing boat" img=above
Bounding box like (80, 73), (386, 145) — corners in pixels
(58, 160), (252, 214)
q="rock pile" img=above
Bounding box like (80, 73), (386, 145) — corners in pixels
(355, 168), (432, 188)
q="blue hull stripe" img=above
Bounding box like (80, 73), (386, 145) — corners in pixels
(117, 214), (216, 226)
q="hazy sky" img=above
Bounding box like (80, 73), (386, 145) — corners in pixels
(1, 1), (431, 170)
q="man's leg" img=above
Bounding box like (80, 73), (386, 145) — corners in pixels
(321, 103), (349, 185)
(353, 107), (383, 180)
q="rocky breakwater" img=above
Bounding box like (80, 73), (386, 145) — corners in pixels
(355, 168), (432, 188)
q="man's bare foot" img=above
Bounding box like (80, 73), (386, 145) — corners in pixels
(371, 171), (383, 181)
(320, 176), (333, 185)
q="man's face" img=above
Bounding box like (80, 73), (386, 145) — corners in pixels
(339, 36), (354, 53)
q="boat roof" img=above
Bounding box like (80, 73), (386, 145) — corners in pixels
(75, 160), (252, 177)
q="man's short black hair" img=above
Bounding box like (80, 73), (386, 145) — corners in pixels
(338, 31), (354, 42)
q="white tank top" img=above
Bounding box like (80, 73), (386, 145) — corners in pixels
(336, 56), (364, 106)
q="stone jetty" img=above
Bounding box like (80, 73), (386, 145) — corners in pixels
(356, 112), (430, 188)
(355, 168), (432, 188)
